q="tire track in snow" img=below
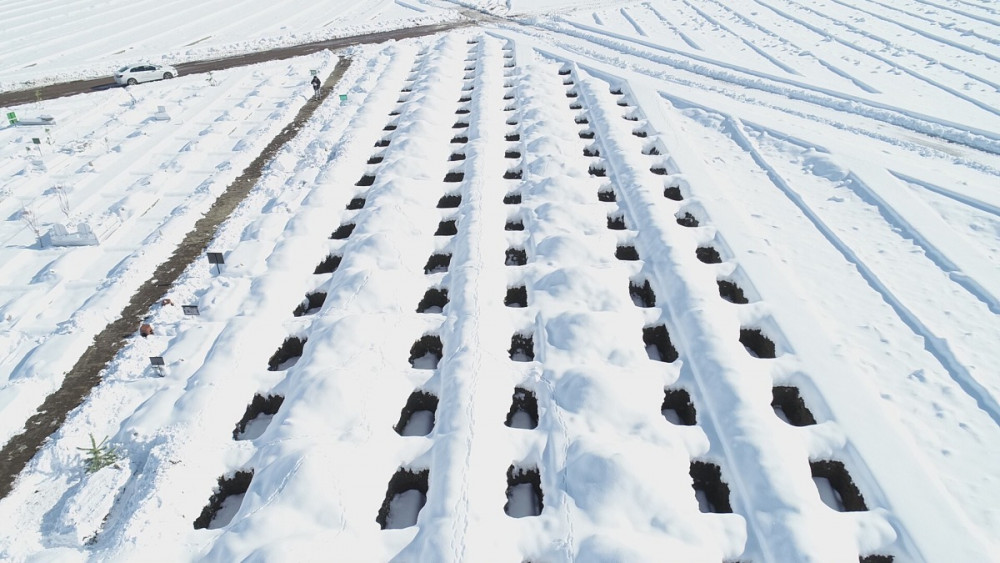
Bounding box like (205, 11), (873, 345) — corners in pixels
(680, 0), (801, 76)
(889, 170), (1000, 219)
(912, 0), (1000, 26)
(618, 8), (647, 37)
(823, 0), (1000, 66)
(755, 0), (1000, 105)
(715, 113), (1000, 428)
(861, 0), (1000, 49)
(541, 19), (1000, 153)
(702, 0), (879, 93)
(640, 3), (701, 50)
(742, 121), (1000, 315)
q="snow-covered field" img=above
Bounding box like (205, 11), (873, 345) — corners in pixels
(1, 0), (999, 561)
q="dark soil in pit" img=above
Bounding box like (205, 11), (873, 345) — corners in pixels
(394, 391), (439, 436)
(740, 328), (776, 359)
(504, 466), (543, 518)
(860, 556), (894, 563)
(193, 470), (254, 529)
(717, 279), (748, 304)
(356, 175), (375, 186)
(643, 324), (678, 363)
(811, 460), (868, 512)
(690, 461), (732, 513)
(0, 59), (354, 499)
(435, 220), (458, 236)
(233, 394), (284, 439)
(504, 169), (523, 180)
(505, 248), (528, 266)
(772, 386), (817, 426)
(505, 219), (524, 231)
(437, 194), (461, 208)
(451, 136), (468, 144)
(505, 387), (538, 429)
(416, 287), (449, 313)
(616, 245), (639, 261)
(588, 166), (607, 178)
(448, 153), (466, 162)
(376, 468), (429, 530)
(607, 214), (626, 230)
(579, 130), (595, 139)
(664, 185), (684, 201)
(409, 335), (443, 369)
(629, 279), (656, 307)
(367, 155), (383, 164)
(505, 150), (521, 159)
(583, 146), (600, 157)
(443, 172), (464, 183)
(503, 193), (522, 205)
(505, 286), (528, 307)
(662, 389), (696, 425)
(314, 254), (342, 274)
(676, 212), (699, 227)
(598, 188), (616, 202)
(695, 246), (722, 264)
(509, 333), (535, 362)
(330, 223), (356, 240)
(268, 336), (307, 371)
(424, 253), (451, 274)
(292, 291), (326, 316)
(346, 197), (366, 210)
(505, 133), (520, 142)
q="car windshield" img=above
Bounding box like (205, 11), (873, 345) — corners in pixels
(117, 66), (129, 72)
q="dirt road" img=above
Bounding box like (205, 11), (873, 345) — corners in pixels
(0, 20), (472, 107)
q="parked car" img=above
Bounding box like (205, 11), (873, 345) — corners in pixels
(114, 64), (178, 86)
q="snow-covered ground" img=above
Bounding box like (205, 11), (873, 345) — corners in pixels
(1, 0), (999, 561)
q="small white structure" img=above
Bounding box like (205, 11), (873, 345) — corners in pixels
(43, 222), (100, 247)
(15, 114), (57, 126)
(152, 106), (170, 121)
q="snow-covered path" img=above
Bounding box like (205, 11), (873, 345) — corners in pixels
(0, 1), (998, 561)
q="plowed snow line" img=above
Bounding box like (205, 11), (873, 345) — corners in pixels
(0, 58), (352, 499)
(723, 116), (1000, 428)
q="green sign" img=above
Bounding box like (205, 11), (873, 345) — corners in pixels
(32, 137), (40, 145)
(6, 111), (16, 125)
(339, 94), (347, 102)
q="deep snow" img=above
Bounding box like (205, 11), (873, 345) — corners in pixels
(1, 0), (999, 561)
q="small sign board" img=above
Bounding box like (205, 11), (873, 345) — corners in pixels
(207, 252), (224, 264)
(149, 356), (165, 367)
(182, 305), (200, 316)
(32, 137), (41, 145)
(6, 111), (16, 125)
(310, 69), (318, 76)
(339, 94), (347, 102)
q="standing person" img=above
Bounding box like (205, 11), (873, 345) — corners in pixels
(311, 75), (321, 99)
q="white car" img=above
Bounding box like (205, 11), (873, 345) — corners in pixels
(114, 64), (178, 86)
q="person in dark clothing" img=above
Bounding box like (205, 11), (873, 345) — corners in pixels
(311, 75), (321, 98)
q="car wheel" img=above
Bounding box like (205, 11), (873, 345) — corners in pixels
(163, 72), (173, 79)
(126, 78), (138, 86)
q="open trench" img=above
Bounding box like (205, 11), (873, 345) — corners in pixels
(0, 58), (353, 499)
